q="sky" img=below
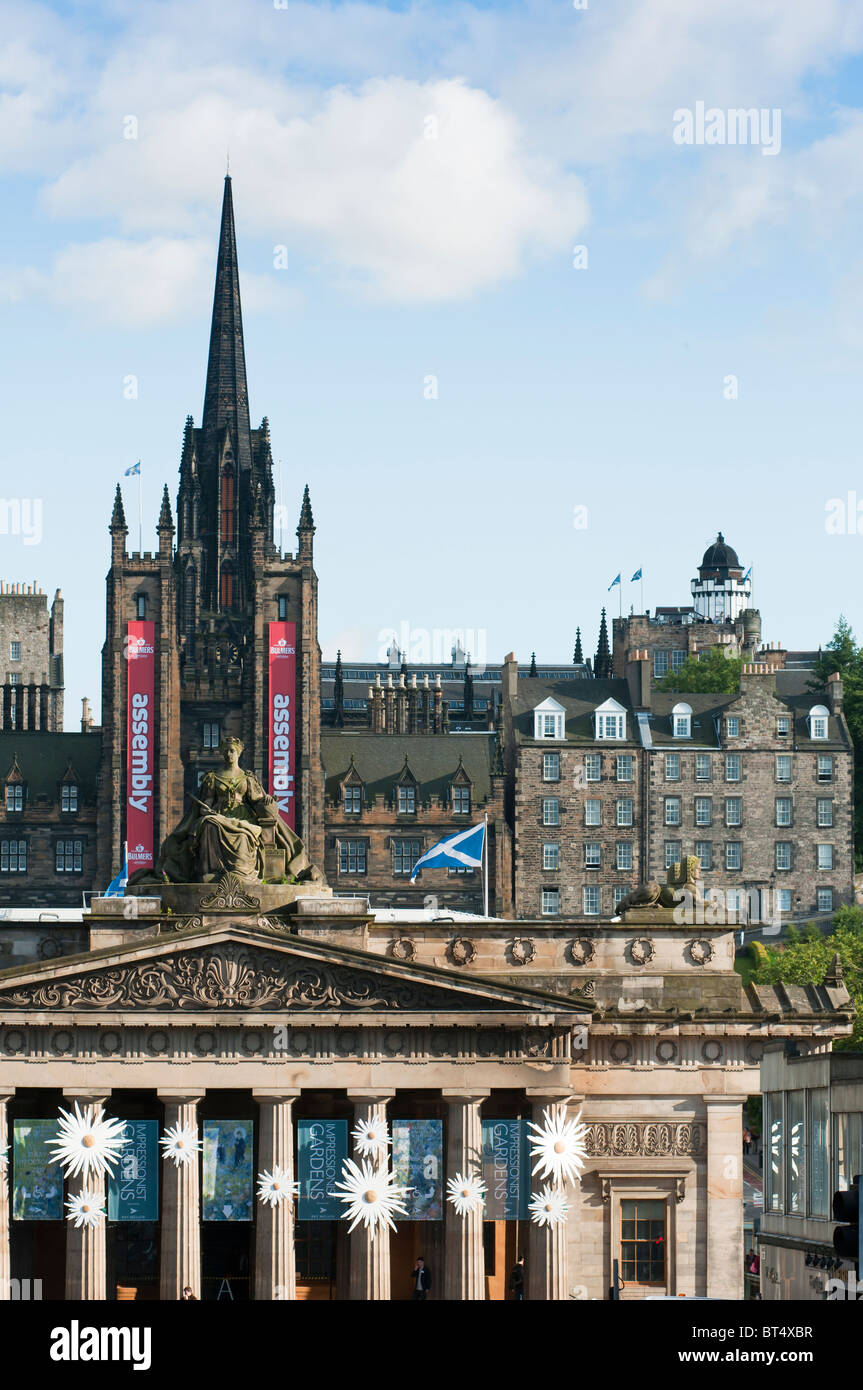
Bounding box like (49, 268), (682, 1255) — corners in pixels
(2, 0), (863, 726)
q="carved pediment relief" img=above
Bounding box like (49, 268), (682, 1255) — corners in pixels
(0, 939), (578, 1015)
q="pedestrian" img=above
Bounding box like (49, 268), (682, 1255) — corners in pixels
(509, 1255), (525, 1301)
(411, 1256), (430, 1300)
(743, 1127), (752, 1155)
(181, 1286), (198, 1301)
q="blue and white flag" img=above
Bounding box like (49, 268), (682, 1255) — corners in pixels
(631, 568), (642, 582)
(124, 461), (141, 477)
(743, 566), (752, 581)
(105, 843), (129, 897)
(410, 822), (485, 882)
(608, 574), (621, 591)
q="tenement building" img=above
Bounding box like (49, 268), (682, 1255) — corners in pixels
(503, 653), (853, 922)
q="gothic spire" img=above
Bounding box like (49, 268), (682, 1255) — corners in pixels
(158, 484), (174, 533)
(529, 652), (537, 677)
(595, 608), (611, 678)
(334, 650), (344, 727)
(110, 484), (127, 532)
(297, 483), (314, 534)
(202, 175), (251, 469)
(574, 627), (583, 664)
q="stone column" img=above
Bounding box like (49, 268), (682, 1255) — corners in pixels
(705, 1097), (744, 1300)
(526, 1091), (572, 1301)
(253, 1090), (300, 1300)
(63, 1090), (110, 1300)
(347, 1090), (395, 1301)
(443, 1090), (488, 1301)
(158, 1091), (204, 1301)
(0, 1093), (12, 1300)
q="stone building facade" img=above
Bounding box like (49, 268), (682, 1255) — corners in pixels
(503, 653), (853, 923)
(0, 887), (851, 1301)
(0, 583), (64, 733)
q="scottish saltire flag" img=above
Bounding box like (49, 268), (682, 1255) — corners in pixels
(631, 568), (642, 582)
(743, 566), (752, 580)
(410, 822), (485, 881)
(124, 461), (141, 476)
(608, 574), (620, 591)
(105, 843), (129, 897)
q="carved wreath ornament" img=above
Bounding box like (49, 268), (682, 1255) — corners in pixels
(449, 938), (477, 966)
(569, 937), (596, 966)
(687, 938), (715, 966)
(390, 937), (416, 962)
(510, 938), (536, 966)
(628, 937), (655, 966)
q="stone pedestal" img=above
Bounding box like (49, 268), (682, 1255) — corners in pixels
(705, 1097), (744, 1299)
(63, 1091), (109, 1300)
(159, 1092), (204, 1301)
(443, 1091), (488, 1301)
(347, 1091), (394, 1301)
(0, 1094), (11, 1301)
(253, 1091), (299, 1300)
(526, 1093), (571, 1301)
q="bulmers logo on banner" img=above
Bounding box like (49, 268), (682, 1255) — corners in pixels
(126, 620), (155, 873)
(268, 620), (296, 829)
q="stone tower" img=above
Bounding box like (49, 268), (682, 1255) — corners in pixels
(97, 176), (323, 885)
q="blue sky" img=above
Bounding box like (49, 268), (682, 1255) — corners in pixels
(3, 0), (863, 725)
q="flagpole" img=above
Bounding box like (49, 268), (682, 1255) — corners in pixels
(619, 577), (622, 619)
(137, 463), (143, 552)
(482, 814), (489, 918)
(641, 572), (644, 614)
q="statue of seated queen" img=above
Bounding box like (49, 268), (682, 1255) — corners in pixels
(131, 735), (322, 885)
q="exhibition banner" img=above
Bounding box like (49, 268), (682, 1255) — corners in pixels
(268, 620), (296, 828)
(107, 1120), (159, 1222)
(202, 1121), (254, 1221)
(391, 1119), (443, 1220)
(481, 1118), (530, 1221)
(126, 619), (156, 874)
(12, 1120), (63, 1221)
(297, 1119), (347, 1221)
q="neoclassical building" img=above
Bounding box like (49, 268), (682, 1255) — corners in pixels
(0, 878), (851, 1301)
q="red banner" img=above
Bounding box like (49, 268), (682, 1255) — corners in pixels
(126, 620), (156, 873)
(268, 621), (296, 828)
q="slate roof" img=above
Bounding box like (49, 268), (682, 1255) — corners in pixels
(0, 731), (101, 801)
(511, 678), (638, 745)
(321, 730), (497, 803)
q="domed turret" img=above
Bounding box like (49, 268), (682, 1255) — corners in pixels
(691, 532), (751, 622)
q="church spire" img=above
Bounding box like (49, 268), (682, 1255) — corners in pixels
(573, 627), (583, 664)
(594, 608), (611, 678)
(202, 175), (251, 469)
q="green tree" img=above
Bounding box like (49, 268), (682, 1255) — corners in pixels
(811, 617), (863, 867)
(656, 646), (742, 693)
(752, 905), (863, 1050)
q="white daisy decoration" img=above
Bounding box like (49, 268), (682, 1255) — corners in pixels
(256, 1167), (300, 1209)
(526, 1102), (588, 1188)
(332, 1157), (411, 1237)
(46, 1102), (129, 1181)
(65, 1189), (106, 1230)
(529, 1184), (569, 1228)
(159, 1123), (203, 1168)
(446, 1171), (487, 1218)
(351, 1114), (391, 1160)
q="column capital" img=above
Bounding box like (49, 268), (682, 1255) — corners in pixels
(524, 1088), (574, 1103)
(440, 1090), (490, 1102)
(703, 1096), (745, 1108)
(345, 1090), (396, 1102)
(62, 1089), (111, 1104)
(0, 1093), (14, 1104)
(252, 1090), (302, 1102)
(157, 1090), (206, 1103)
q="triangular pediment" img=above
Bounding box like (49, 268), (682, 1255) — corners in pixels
(0, 922), (589, 1019)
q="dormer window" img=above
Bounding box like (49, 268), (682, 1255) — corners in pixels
(594, 698), (627, 741)
(61, 783), (78, 813)
(5, 784), (23, 812)
(532, 697), (566, 741)
(672, 702), (692, 739)
(398, 784), (416, 814)
(343, 785), (362, 814)
(452, 785), (471, 814)
(808, 705), (829, 740)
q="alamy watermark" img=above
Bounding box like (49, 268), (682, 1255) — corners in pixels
(0, 498), (42, 546)
(377, 621), (488, 673)
(673, 102), (781, 156)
